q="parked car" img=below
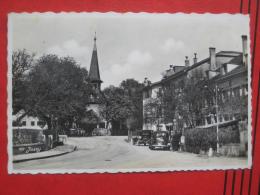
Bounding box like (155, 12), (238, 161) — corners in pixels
(149, 131), (171, 150)
(69, 128), (86, 137)
(132, 130), (153, 146)
(92, 128), (111, 136)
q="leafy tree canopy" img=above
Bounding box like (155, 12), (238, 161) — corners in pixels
(101, 79), (143, 131)
(15, 54), (93, 129)
(12, 49), (35, 113)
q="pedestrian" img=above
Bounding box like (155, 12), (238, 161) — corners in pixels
(171, 132), (180, 151)
(179, 135), (185, 152)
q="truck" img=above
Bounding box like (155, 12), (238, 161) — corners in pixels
(13, 127), (67, 154)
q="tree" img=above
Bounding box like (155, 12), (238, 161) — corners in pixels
(101, 86), (127, 122)
(21, 54), (93, 131)
(12, 49), (35, 113)
(143, 96), (163, 129)
(182, 70), (206, 127)
(100, 79), (143, 135)
(161, 69), (208, 129)
(120, 79), (144, 130)
(161, 84), (178, 124)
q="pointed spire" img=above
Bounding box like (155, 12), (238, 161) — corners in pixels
(93, 32), (97, 51)
(89, 32), (102, 89)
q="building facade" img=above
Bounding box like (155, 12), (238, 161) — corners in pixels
(12, 110), (48, 130)
(142, 35), (249, 133)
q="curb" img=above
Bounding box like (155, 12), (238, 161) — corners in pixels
(13, 146), (77, 163)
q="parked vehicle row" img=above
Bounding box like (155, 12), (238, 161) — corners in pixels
(68, 128), (111, 137)
(69, 128), (88, 137)
(92, 128), (111, 136)
(132, 130), (171, 150)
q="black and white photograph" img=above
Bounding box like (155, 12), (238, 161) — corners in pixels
(8, 13), (251, 173)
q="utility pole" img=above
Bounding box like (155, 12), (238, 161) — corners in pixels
(215, 85), (219, 153)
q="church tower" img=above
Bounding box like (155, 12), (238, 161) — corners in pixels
(84, 33), (106, 130)
(89, 33), (102, 90)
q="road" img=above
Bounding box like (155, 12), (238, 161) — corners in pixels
(13, 136), (247, 172)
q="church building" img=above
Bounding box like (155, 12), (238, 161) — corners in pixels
(80, 34), (107, 132)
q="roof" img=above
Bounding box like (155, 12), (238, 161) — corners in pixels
(215, 54), (246, 81)
(144, 50), (243, 89)
(149, 80), (162, 87)
(162, 51), (243, 82)
(89, 37), (102, 82)
(217, 51), (242, 56)
(217, 64), (247, 82)
(143, 80), (162, 90)
(227, 53), (243, 65)
(162, 66), (188, 83)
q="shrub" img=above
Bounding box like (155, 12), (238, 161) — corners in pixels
(184, 127), (217, 154)
(184, 124), (240, 154)
(219, 126), (240, 145)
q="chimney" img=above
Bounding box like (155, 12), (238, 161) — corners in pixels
(245, 54), (248, 67)
(144, 77), (148, 86)
(193, 53), (198, 64)
(185, 56), (190, 66)
(144, 77), (151, 86)
(209, 47), (216, 70)
(242, 35), (248, 66)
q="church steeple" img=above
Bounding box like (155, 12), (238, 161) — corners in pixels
(93, 32), (97, 51)
(89, 33), (102, 90)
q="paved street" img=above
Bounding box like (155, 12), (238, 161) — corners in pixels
(13, 136), (247, 171)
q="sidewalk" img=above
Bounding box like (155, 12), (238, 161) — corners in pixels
(13, 144), (77, 163)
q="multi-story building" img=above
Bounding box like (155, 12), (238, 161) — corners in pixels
(202, 36), (248, 127)
(142, 35), (248, 132)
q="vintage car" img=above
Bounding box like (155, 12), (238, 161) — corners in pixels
(69, 128), (86, 137)
(132, 130), (153, 146)
(149, 131), (171, 150)
(92, 128), (111, 136)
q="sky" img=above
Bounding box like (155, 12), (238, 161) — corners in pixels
(9, 13), (249, 88)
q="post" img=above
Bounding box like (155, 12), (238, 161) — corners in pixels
(215, 85), (219, 153)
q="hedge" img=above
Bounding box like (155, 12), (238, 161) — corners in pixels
(184, 127), (217, 154)
(219, 126), (240, 145)
(184, 124), (240, 154)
